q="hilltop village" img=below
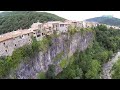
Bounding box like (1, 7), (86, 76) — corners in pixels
(0, 20), (120, 57)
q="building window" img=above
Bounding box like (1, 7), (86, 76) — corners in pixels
(20, 36), (22, 39)
(38, 25), (42, 29)
(15, 44), (16, 46)
(28, 33), (29, 36)
(56, 25), (58, 28)
(5, 50), (7, 52)
(49, 27), (51, 30)
(6, 46), (8, 48)
(38, 25), (40, 28)
(37, 34), (41, 37)
(60, 24), (64, 27)
(38, 30), (40, 33)
(3, 42), (5, 45)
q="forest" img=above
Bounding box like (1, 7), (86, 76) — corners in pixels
(0, 24), (120, 79)
(86, 16), (120, 27)
(0, 11), (120, 79)
(45, 25), (120, 79)
(0, 11), (65, 35)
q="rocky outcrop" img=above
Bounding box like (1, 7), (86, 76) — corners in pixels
(9, 31), (94, 79)
(102, 52), (120, 79)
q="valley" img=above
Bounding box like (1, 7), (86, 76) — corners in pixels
(0, 11), (120, 79)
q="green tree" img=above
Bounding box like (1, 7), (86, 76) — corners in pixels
(95, 51), (109, 63)
(46, 65), (56, 79)
(112, 59), (120, 79)
(75, 66), (83, 78)
(85, 60), (101, 79)
(0, 11), (65, 35)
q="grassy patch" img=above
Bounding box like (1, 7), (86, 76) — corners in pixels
(111, 58), (120, 79)
(53, 52), (64, 62)
(79, 28), (94, 36)
(68, 26), (77, 35)
(59, 58), (68, 69)
(0, 37), (40, 78)
(69, 56), (75, 65)
(37, 72), (46, 79)
(38, 36), (52, 52)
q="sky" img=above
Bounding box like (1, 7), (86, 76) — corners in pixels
(1, 11), (120, 21)
(40, 11), (120, 21)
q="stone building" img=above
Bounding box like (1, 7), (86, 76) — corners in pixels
(58, 22), (69, 33)
(42, 22), (54, 35)
(30, 21), (44, 41)
(0, 20), (113, 57)
(0, 29), (33, 57)
(46, 21), (70, 34)
(0, 21), (44, 57)
(64, 20), (80, 29)
(91, 22), (99, 27)
(82, 21), (100, 28)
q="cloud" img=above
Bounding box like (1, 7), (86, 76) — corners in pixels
(0, 11), (4, 13)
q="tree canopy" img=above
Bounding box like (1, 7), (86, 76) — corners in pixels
(0, 11), (65, 35)
(86, 16), (120, 27)
(56, 25), (120, 79)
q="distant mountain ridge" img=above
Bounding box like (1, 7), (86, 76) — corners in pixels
(85, 15), (120, 26)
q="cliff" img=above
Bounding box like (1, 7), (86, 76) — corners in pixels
(8, 31), (94, 79)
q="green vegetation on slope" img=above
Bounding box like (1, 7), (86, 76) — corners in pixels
(0, 11), (65, 35)
(37, 72), (46, 79)
(0, 35), (54, 78)
(86, 16), (120, 26)
(55, 25), (120, 79)
(0, 37), (40, 78)
(38, 35), (52, 52)
(111, 58), (120, 79)
(0, 24), (120, 79)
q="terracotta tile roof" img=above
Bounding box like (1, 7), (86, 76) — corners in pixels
(47, 21), (62, 24)
(0, 30), (21, 42)
(21, 29), (33, 35)
(43, 23), (53, 29)
(31, 22), (42, 29)
(0, 20), (103, 43)
(0, 29), (33, 42)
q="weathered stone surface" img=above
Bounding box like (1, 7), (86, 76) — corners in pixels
(102, 52), (120, 79)
(9, 32), (94, 79)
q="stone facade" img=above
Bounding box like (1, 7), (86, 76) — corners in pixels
(9, 31), (94, 79)
(0, 22), (43, 57)
(0, 20), (119, 57)
(0, 31), (33, 57)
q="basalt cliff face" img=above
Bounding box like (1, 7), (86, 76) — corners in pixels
(9, 31), (94, 79)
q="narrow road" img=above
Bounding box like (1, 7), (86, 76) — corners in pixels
(102, 52), (120, 79)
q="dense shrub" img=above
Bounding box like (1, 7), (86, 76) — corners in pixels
(0, 11), (65, 35)
(56, 25), (120, 79)
(46, 65), (56, 79)
(0, 37), (39, 78)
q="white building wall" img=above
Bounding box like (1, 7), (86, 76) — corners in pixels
(58, 24), (68, 33)
(82, 21), (87, 28)
(0, 20), (106, 57)
(0, 39), (14, 56)
(0, 33), (33, 57)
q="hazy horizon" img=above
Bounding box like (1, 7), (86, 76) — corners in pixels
(0, 11), (120, 21)
(41, 11), (120, 21)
